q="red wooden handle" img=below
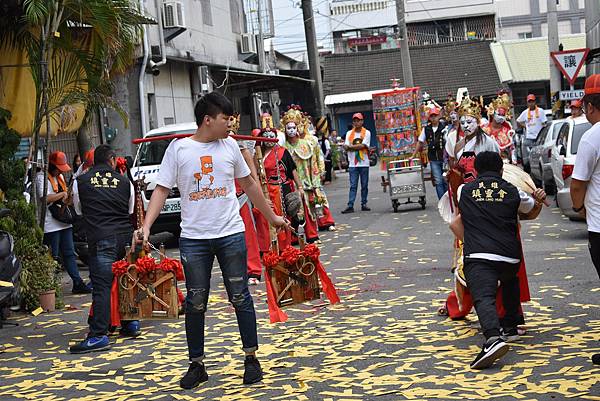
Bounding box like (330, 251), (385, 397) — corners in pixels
(132, 133), (279, 144)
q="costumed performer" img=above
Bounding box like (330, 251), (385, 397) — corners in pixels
(441, 96), (539, 334)
(296, 108), (336, 231)
(482, 91), (517, 163)
(228, 113), (264, 286)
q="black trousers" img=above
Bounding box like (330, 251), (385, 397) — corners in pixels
(464, 258), (521, 339)
(588, 232), (600, 279)
(324, 159), (332, 182)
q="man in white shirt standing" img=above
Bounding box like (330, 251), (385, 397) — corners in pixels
(137, 92), (288, 388)
(342, 113), (372, 213)
(571, 74), (600, 365)
(516, 94), (547, 169)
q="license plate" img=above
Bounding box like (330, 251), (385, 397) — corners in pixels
(161, 202), (181, 213)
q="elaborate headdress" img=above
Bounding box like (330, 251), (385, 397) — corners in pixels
(261, 113), (274, 130)
(458, 95), (483, 120)
(444, 97), (458, 117)
(228, 113), (240, 134)
(280, 105), (304, 131)
(486, 90), (513, 120)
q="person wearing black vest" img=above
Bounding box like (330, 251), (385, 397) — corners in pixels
(415, 108), (448, 199)
(70, 144), (137, 354)
(450, 151), (546, 369)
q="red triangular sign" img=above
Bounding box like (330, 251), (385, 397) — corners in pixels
(551, 48), (589, 86)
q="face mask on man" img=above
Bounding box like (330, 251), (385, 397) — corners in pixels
(493, 114), (506, 125)
(286, 123), (298, 137)
(262, 131), (276, 147)
(460, 116), (479, 134)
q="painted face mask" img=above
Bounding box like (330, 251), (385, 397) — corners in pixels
(460, 115), (479, 134)
(262, 131), (277, 147)
(286, 123), (298, 137)
(493, 113), (506, 125)
(450, 111), (458, 123)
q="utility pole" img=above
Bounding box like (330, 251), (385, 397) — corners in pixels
(301, 0), (326, 116)
(548, 0), (561, 95)
(257, 0), (266, 73)
(395, 0), (414, 88)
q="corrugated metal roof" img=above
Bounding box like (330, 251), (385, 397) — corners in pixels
(322, 40), (502, 101)
(490, 34), (586, 83)
(324, 89), (396, 106)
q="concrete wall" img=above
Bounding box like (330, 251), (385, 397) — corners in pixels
(586, 0), (600, 75)
(144, 0), (251, 70)
(105, 0), (261, 156)
(497, 0), (585, 39)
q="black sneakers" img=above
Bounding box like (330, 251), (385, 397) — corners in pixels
(180, 362), (208, 389)
(341, 207), (354, 214)
(243, 355), (263, 385)
(72, 281), (92, 294)
(470, 337), (509, 369)
(361, 205), (371, 211)
(592, 354), (600, 365)
(500, 327), (520, 343)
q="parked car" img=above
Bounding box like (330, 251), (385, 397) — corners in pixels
(518, 109), (553, 172)
(134, 123), (195, 235)
(550, 116), (592, 220)
(529, 118), (567, 195)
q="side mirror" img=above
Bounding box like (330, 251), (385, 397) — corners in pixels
(125, 156), (134, 169)
(559, 145), (567, 157)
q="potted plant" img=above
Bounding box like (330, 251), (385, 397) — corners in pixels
(19, 247), (60, 312)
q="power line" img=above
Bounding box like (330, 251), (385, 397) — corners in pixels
(272, 0), (330, 29)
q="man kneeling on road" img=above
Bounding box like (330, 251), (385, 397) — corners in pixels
(450, 151), (546, 369)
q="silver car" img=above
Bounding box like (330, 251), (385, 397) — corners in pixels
(529, 119), (567, 194)
(550, 116), (592, 220)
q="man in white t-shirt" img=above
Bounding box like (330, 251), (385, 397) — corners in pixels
(341, 113), (372, 213)
(516, 94), (547, 167)
(571, 74), (600, 366)
(136, 92), (288, 389)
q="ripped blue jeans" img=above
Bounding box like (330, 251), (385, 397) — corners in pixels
(179, 233), (258, 362)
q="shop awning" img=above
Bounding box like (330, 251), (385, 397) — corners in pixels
(324, 89), (395, 106)
(490, 33), (587, 83)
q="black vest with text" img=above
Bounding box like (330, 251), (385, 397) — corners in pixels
(425, 123), (446, 161)
(459, 171), (522, 260)
(77, 165), (132, 245)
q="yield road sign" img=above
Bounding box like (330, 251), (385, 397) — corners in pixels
(559, 90), (585, 101)
(550, 48), (589, 85)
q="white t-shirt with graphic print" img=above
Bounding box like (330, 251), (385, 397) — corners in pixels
(156, 136), (251, 239)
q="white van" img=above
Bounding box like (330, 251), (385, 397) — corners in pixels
(133, 122), (197, 235)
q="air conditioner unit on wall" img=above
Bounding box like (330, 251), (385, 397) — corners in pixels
(241, 33), (257, 54)
(163, 1), (185, 29)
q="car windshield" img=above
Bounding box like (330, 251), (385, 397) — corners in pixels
(570, 122), (593, 155)
(137, 131), (195, 166)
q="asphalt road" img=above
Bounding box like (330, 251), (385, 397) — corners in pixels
(1, 167), (599, 401)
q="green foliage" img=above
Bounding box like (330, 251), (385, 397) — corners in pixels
(0, 107), (61, 310)
(0, 0), (148, 133)
(0, 109), (26, 201)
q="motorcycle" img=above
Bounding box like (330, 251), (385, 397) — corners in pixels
(0, 208), (21, 328)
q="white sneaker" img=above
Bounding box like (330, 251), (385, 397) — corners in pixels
(248, 278), (260, 286)
(328, 226), (336, 232)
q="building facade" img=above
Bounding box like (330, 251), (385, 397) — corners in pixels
(105, 0), (310, 157)
(327, 0), (585, 54)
